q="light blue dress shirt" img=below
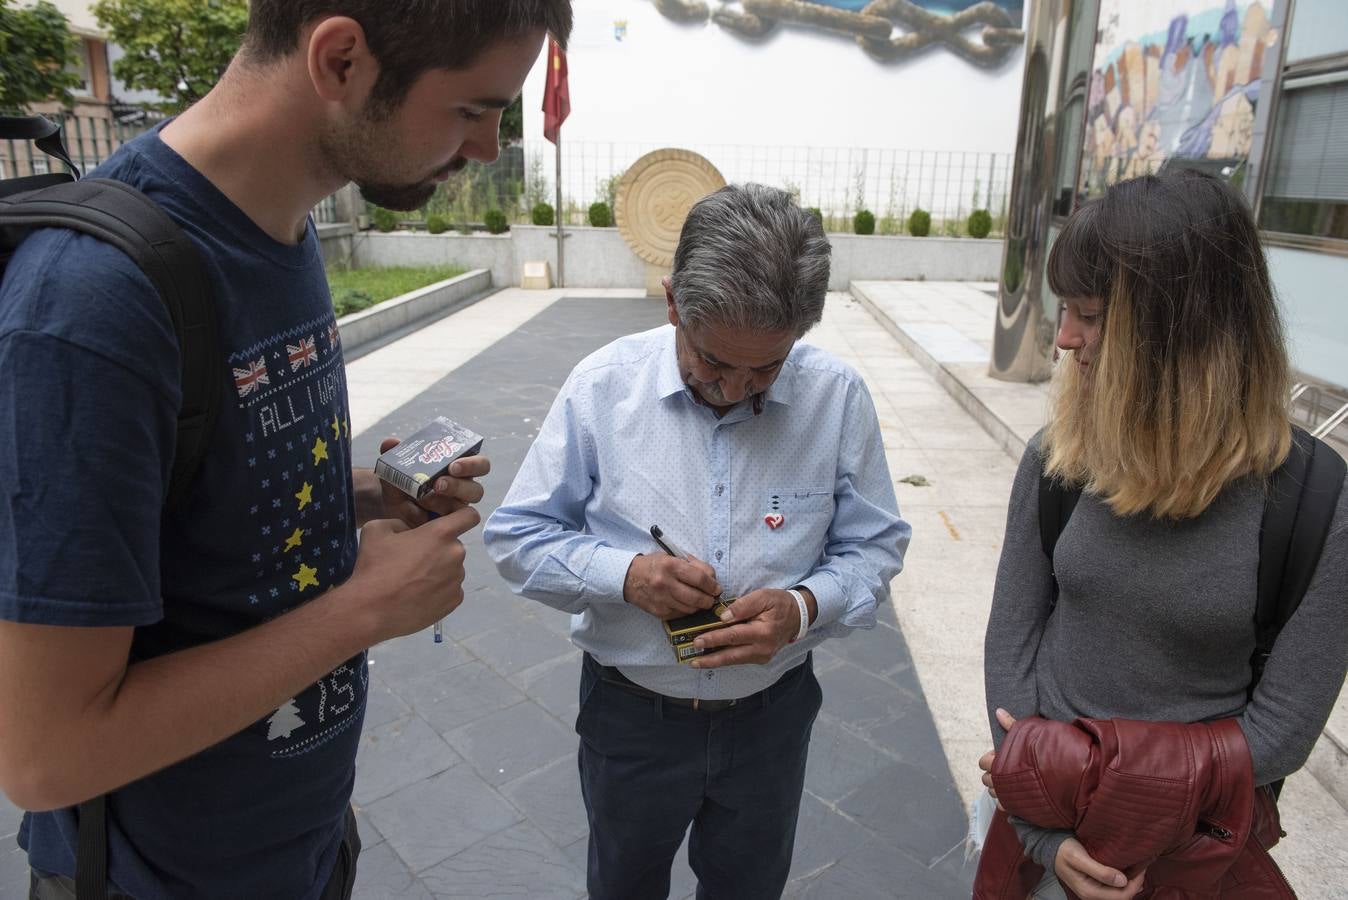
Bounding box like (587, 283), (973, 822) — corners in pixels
(485, 324), (910, 700)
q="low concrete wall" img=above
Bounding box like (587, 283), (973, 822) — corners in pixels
(510, 224), (646, 288)
(317, 223), (355, 269)
(336, 268), (492, 352)
(827, 234), (1002, 289)
(342, 225), (1003, 289)
(351, 232), (514, 288)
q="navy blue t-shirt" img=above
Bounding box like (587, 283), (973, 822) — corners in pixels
(0, 125), (365, 899)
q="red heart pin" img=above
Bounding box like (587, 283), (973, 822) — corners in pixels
(764, 513), (785, 529)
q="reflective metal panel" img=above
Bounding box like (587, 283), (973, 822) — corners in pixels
(991, 0), (1099, 382)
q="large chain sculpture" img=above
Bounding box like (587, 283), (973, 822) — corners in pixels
(652, 0), (1024, 68)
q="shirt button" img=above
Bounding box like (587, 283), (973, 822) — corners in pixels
(715, 550), (723, 561)
(715, 484), (725, 496)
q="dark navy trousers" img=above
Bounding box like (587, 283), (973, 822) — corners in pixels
(577, 652), (823, 900)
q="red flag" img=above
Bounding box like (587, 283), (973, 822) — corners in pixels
(542, 38), (569, 145)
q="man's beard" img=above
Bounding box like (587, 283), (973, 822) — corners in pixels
(320, 108), (468, 211)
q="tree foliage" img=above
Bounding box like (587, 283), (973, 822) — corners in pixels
(91, 0), (247, 112)
(0, 0), (80, 113)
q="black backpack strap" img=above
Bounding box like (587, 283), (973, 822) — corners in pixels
(75, 795), (109, 899)
(1038, 471), (1080, 608)
(0, 178), (220, 510)
(1252, 427), (1346, 696)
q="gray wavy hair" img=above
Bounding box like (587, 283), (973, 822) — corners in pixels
(670, 184), (831, 338)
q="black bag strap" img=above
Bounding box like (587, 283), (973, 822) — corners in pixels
(1252, 426), (1346, 697)
(75, 795), (110, 899)
(0, 178), (221, 511)
(1037, 471), (1079, 608)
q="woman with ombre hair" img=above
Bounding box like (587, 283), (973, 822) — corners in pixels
(976, 170), (1348, 900)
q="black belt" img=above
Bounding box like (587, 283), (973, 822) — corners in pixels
(589, 654), (804, 713)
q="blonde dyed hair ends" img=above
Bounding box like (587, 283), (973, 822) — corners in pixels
(1043, 170), (1291, 520)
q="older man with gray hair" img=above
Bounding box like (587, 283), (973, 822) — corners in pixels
(485, 183), (909, 900)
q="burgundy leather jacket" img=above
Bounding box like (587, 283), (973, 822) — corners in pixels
(973, 717), (1294, 899)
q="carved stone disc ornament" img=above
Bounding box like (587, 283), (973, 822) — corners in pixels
(615, 149), (727, 269)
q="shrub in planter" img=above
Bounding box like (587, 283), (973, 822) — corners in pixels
(588, 202), (613, 228)
(967, 208), (993, 239)
(332, 288), (374, 317)
(804, 207), (823, 228)
(908, 208), (932, 237)
(371, 207), (399, 233)
(853, 209), (876, 235)
(484, 209), (509, 234)
(531, 202), (555, 226)
(426, 215), (449, 234)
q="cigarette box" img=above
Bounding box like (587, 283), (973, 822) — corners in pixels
(374, 417), (484, 499)
(664, 600), (735, 663)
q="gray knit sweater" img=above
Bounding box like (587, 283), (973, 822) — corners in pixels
(984, 431), (1348, 870)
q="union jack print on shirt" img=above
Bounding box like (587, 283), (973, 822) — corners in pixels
(234, 357), (270, 398)
(288, 336), (317, 371)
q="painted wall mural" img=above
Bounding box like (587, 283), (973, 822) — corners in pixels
(1078, 0), (1279, 200)
(651, 0), (1025, 68)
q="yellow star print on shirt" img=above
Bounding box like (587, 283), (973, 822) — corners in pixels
(331, 415), (341, 440)
(312, 437), (329, 465)
(294, 563), (319, 592)
(284, 528), (303, 552)
(295, 482), (313, 510)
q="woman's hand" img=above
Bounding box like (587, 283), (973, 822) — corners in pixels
(1054, 838), (1146, 900)
(978, 708), (1017, 804)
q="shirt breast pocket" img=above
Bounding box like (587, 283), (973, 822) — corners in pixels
(767, 488), (835, 524)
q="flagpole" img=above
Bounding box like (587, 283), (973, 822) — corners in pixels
(555, 135), (565, 289)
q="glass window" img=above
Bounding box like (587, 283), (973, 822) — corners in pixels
(1259, 75), (1348, 241)
(1286, 0), (1348, 64)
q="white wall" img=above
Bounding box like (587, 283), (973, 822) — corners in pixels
(520, 1), (1026, 215)
(526, 2), (1025, 150)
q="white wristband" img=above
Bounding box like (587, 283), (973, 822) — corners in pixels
(786, 588), (809, 643)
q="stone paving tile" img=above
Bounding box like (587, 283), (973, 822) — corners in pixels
(837, 761), (968, 866)
(363, 674), (413, 732)
(418, 821), (585, 899)
(790, 791), (875, 878)
(367, 631), (474, 688)
(803, 716), (902, 804)
(508, 650), (584, 726)
(815, 658), (924, 736)
(406, 660), (527, 736)
(443, 701), (576, 787)
(353, 803), (385, 850)
(353, 715), (461, 806)
(433, 584), (508, 641)
(349, 840), (433, 900)
(787, 837), (971, 899)
(459, 617), (575, 679)
(499, 755), (589, 850)
(0, 792), (17, 841)
(829, 619), (914, 681)
(364, 764), (523, 875)
(865, 694), (951, 771)
(0, 841), (27, 900)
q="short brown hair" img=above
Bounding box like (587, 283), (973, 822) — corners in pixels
(243, 0), (573, 107)
(1043, 170), (1291, 520)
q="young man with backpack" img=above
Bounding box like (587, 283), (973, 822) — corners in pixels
(0, 2), (572, 898)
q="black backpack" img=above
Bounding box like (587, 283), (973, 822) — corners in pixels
(1039, 426), (1346, 796)
(0, 114), (221, 899)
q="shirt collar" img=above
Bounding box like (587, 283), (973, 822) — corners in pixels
(655, 325), (798, 413)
